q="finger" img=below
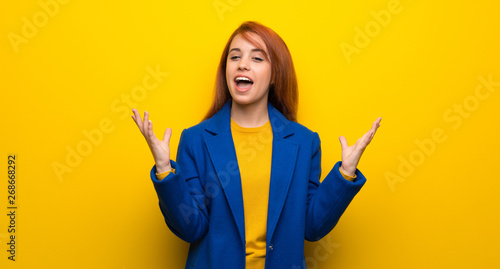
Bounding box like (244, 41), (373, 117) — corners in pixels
(355, 125), (376, 149)
(131, 108), (139, 117)
(131, 108), (143, 132)
(371, 117), (382, 132)
(143, 111), (150, 137)
(355, 132), (371, 149)
(369, 117), (382, 140)
(132, 108), (141, 118)
(146, 119), (157, 143)
(338, 136), (348, 151)
(163, 128), (172, 144)
(362, 117), (382, 143)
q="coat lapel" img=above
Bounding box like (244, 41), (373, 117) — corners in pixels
(266, 103), (298, 245)
(204, 102), (246, 244)
(204, 101), (298, 246)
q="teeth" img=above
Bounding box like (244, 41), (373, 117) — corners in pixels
(235, 77), (252, 82)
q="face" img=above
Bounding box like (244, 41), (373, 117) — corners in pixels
(226, 33), (272, 108)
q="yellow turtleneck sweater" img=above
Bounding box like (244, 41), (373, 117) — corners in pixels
(155, 118), (356, 269)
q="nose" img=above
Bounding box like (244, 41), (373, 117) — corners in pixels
(238, 56), (250, 71)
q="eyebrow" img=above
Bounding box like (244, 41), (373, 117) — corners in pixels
(229, 48), (266, 54)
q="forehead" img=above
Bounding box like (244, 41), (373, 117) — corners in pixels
(229, 33), (267, 53)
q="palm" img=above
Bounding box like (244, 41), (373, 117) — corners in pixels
(338, 117), (382, 176)
(148, 131), (171, 167)
(131, 109), (172, 173)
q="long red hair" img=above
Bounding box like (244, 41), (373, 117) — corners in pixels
(202, 21), (298, 122)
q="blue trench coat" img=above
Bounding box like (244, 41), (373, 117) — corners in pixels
(150, 101), (366, 268)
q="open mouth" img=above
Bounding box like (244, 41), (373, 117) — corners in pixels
(235, 76), (254, 89)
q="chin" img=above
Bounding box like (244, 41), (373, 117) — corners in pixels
(228, 87), (269, 107)
(231, 97), (253, 106)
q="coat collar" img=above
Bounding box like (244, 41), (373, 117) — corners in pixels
(204, 100), (299, 246)
(205, 101), (294, 139)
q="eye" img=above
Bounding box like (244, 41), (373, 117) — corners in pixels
(229, 55), (240, 60)
(253, 57), (264, 62)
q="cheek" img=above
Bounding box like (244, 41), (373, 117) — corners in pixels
(263, 66), (272, 84)
(225, 67), (232, 85)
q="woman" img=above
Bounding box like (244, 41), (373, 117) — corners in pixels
(132, 21), (381, 269)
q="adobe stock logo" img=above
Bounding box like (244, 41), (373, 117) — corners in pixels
(51, 64), (168, 183)
(291, 235), (340, 269)
(340, 0), (407, 63)
(7, 0), (70, 54)
(386, 74), (499, 192)
(213, 0), (244, 21)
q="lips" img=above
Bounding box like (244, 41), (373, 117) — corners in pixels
(234, 75), (254, 92)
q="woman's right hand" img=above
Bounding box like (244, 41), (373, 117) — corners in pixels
(131, 109), (172, 174)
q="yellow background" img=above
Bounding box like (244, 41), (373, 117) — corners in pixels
(1, 0), (499, 268)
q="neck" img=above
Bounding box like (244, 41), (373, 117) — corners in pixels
(230, 100), (269, 128)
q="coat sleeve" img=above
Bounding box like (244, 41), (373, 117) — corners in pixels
(150, 128), (209, 243)
(304, 132), (366, 241)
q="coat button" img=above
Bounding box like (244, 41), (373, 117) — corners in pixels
(268, 244), (274, 251)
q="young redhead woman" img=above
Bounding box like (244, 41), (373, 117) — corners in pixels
(132, 21), (381, 269)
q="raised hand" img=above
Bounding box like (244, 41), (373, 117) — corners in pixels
(338, 117), (382, 177)
(131, 109), (173, 173)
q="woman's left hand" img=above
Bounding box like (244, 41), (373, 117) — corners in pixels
(338, 117), (382, 177)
